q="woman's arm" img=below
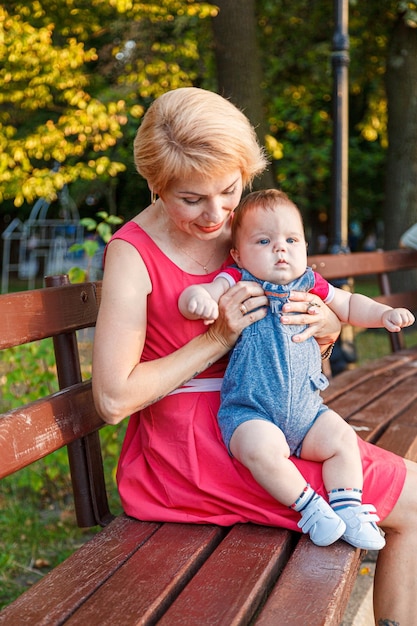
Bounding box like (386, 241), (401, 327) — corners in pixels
(92, 240), (267, 424)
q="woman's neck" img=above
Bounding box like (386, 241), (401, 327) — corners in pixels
(134, 206), (232, 273)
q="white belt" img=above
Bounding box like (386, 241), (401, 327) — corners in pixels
(168, 377), (223, 395)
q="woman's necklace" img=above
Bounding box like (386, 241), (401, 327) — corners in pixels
(173, 241), (217, 274)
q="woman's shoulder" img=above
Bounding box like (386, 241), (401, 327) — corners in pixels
(111, 219), (153, 248)
(109, 217), (183, 284)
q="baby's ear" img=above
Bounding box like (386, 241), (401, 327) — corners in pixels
(230, 248), (242, 267)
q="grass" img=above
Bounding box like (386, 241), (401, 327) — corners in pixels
(1, 278), (416, 609)
(0, 489), (97, 605)
(355, 326), (417, 365)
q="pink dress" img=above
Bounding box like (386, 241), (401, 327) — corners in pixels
(111, 222), (406, 530)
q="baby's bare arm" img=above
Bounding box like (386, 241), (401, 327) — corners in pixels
(329, 289), (415, 331)
(381, 307), (415, 332)
(178, 277), (231, 322)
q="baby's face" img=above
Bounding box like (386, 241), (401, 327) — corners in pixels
(231, 204), (307, 285)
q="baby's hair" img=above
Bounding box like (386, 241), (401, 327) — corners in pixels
(134, 87), (268, 194)
(231, 189), (304, 247)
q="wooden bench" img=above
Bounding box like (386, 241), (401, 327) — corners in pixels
(309, 247), (417, 353)
(1, 249), (417, 625)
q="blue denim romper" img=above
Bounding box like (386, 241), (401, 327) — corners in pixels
(217, 267), (330, 457)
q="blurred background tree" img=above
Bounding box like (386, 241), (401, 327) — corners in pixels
(0, 0), (217, 221)
(1, 0), (417, 255)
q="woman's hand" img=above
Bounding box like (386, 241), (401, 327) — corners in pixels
(281, 290), (341, 346)
(206, 281), (268, 350)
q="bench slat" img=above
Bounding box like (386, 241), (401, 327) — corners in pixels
(63, 523), (227, 625)
(0, 381), (103, 478)
(0, 516), (160, 625)
(348, 374), (417, 443)
(324, 363), (416, 422)
(255, 536), (361, 626)
(309, 249), (417, 352)
(375, 291), (417, 312)
(157, 524), (296, 626)
(376, 404), (417, 459)
(308, 249), (417, 279)
(0, 282), (101, 349)
(322, 350), (417, 404)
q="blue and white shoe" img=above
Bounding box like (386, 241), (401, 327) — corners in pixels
(297, 495), (346, 547)
(336, 504), (386, 550)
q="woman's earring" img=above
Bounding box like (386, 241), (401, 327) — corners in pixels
(151, 191), (157, 205)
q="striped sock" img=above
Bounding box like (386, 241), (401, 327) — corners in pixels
(290, 483), (316, 512)
(328, 488), (362, 511)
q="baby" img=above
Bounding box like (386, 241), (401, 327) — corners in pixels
(178, 189), (415, 549)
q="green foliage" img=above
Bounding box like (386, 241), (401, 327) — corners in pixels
(0, 0), (217, 209)
(0, 4), (129, 206)
(68, 210), (123, 282)
(256, 3), (335, 233)
(255, 0), (417, 244)
(2, 0), (417, 247)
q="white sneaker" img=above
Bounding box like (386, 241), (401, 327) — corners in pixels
(297, 495), (346, 546)
(336, 504), (386, 550)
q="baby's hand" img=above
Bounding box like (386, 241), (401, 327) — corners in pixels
(382, 308), (415, 332)
(186, 293), (219, 325)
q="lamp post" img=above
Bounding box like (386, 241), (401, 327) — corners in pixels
(330, 0), (350, 253)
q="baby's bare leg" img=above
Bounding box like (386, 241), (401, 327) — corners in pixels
(300, 409), (363, 491)
(302, 410), (386, 550)
(230, 418), (346, 546)
(229, 419), (307, 506)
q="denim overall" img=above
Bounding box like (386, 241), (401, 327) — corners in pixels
(218, 267), (330, 456)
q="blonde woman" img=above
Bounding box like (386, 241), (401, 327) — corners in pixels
(93, 87), (417, 625)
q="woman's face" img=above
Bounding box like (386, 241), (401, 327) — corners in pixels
(159, 170), (243, 240)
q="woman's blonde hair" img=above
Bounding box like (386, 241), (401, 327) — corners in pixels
(133, 87), (268, 194)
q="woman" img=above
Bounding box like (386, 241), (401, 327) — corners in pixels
(93, 87), (417, 624)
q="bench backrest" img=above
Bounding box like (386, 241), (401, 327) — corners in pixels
(1, 249), (417, 530)
(308, 248), (417, 352)
(0, 275), (112, 528)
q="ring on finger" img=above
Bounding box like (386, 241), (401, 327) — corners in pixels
(307, 301), (321, 312)
(240, 303), (248, 315)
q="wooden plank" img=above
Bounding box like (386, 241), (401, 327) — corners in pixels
(324, 362), (417, 422)
(63, 524), (227, 625)
(348, 374), (417, 443)
(376, 403), (417, 460)
(0, 516), (160, 625)
(308, 249), (417, 280)
(0, 282), (101, 349)
(322, 350), (417, 405)
(375, 290), (417, 312)
(0, 381), (103, 478)
(157, 524), (296, 626)
(254, 536), (362, 626)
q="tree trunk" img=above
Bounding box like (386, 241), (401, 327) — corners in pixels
(211, 0), (276, 189)
(384, 16), (417, 250)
